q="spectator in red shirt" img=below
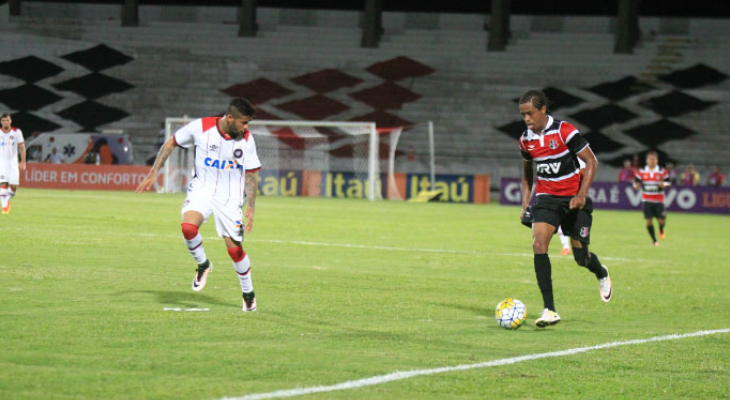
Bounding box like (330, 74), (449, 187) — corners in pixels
(618, 159), (634, 182)
(707, 166), (724, 187)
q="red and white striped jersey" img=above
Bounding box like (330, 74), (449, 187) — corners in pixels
(634, 166), (670, 203)
(0, 127), (24, 166)
(519, 116), (590, 197)
(174, 117), (261, 205)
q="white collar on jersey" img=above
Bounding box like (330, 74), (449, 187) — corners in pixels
(644, 165), (661, 173)
(526, 115), (554, 147)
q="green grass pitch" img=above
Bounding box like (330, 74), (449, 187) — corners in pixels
(1, 189), (729, 399)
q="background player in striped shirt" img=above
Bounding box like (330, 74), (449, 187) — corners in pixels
(633, 151), (670, 246)
(136, 99), (262, 312)
(518, 90), (612, 327)
(0, 113), (26, 214)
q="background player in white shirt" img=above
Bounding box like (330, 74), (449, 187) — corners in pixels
(0, 113), (26, 214)
(136, 99), (262, 312)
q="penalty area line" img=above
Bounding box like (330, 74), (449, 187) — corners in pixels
(217, 328), (730, 400)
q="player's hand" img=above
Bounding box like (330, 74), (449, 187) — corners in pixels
(569, 195), (586, 210)
(244, 206), (254, 233)
(19, 161), (26, 171)
(135, 173), (156, 193)
(520, 208), (527, 220)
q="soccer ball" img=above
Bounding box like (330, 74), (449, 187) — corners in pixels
(495, 298), (527, 330)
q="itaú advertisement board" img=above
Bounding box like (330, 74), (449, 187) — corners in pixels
(500, 178), (730, 215)
(256, 170), (490, 203)
(21, 163), (157, 191)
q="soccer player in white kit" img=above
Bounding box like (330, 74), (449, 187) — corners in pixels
(0, 113), (27, 214)
(136, 99), (261, 312)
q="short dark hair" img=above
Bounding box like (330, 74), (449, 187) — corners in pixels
(519, 90), (549, 112)
(0, 113), (10, 120)
(227, 98), (256, 118)
(646, 151), (658, 158)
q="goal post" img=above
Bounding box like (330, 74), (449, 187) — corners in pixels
(161, 118), (407, 201)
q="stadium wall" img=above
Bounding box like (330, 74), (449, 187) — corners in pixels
(14, 2), (730, 36)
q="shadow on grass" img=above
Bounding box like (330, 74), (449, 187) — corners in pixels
(121, 290), (233, 308)
(435, 302), (485, 317)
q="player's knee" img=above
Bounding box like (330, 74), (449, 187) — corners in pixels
(181, 223), (199, 240)
(572, 247), (589, 266)
(532, 240), (549, 254)
(227, 246), (245, 262)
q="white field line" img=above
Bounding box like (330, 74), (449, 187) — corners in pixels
(219, 328), (730, 400)
(136, 233), (647, 263)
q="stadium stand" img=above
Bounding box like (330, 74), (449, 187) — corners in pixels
(1, 3), (728, 185)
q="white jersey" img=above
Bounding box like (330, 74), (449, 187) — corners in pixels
(173, 117), (261, 206)
(0, 127), (24, 165)
(0, 127), (24, 184)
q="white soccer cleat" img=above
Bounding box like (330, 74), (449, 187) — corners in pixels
(535, 308), (561, 328)
(599, 266), (612, 303)
(192, 261), (212, 292)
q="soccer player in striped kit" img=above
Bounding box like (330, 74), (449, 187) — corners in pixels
(633, 151), (670, 246)
(136, 99), (262, 312)
(518, 90), (612, 327)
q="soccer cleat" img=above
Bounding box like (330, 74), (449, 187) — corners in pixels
(242, 291), (257, 312)
(560, 247), (571, 256)
(659, 232), (665, 240)
(598, 266), (612, 303)
(191, 260), (212, 292)
(535, 308), (561, 328)
(653, 241), (660, 247)
(1, 202), (10, 214)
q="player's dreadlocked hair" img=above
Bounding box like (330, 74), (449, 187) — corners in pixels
(227, 98), (257, 118)
(519, 90), (549, 112)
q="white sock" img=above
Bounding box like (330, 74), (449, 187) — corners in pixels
(233, 255), (253, 293)
(0, 188), (8, 209)
(185, 233), (208, 265)
(8, 188), (14, 198)
(559, 232), (570, 250)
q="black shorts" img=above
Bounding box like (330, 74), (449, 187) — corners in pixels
(642, 202), (667, 220)
(532, 195), (593, 244)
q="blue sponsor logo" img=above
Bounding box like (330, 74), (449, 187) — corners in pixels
(204, 157), (243, 171)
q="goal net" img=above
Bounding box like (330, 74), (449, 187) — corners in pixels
(162, 118), (403, 201)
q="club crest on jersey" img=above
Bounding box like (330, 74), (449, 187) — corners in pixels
(549, 139), (557, 149)
(234, 149), (243, 158)
(204, 157), (243, 171)
(580, 227), (589, 238)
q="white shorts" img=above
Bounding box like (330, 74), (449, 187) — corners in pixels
(181, 192), (244, 242)
(0, 163), (19, 185)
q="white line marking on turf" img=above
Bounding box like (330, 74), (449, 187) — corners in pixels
(217, 328), (730, 400)
(136, 233), (646, 263)
(163, 307), (210, 312)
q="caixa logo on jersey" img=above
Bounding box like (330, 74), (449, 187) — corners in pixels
(204, 157), (244, 171)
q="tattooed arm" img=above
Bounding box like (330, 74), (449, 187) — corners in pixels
(135, 137), (177, 193)
(244, 170), (259, 233)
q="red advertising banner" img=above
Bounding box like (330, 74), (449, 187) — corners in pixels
(21, 163), (155, 191)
